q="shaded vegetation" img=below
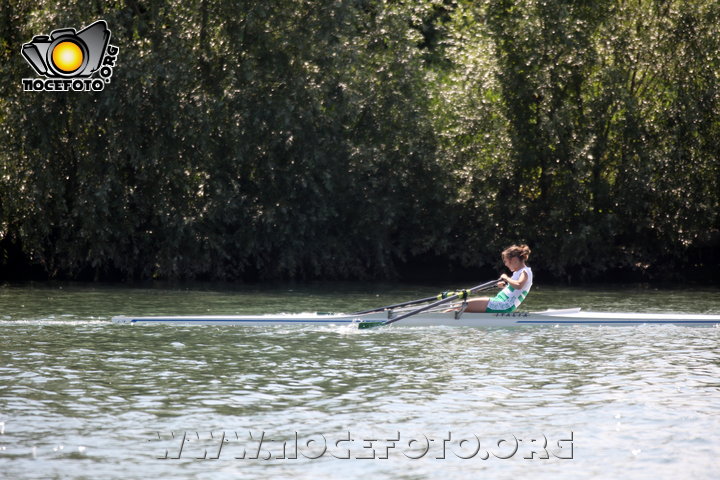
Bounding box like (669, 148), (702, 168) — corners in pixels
(1, 0), (718, 282)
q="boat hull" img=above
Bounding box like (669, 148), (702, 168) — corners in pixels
(111, 309), (720, 327)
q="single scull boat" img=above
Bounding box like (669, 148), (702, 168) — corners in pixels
(111, 308), (720, 327)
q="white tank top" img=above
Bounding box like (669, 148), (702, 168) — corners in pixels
(495, 266), (533, 308)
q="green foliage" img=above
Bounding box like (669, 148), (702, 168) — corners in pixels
(0, 0), (717, 282)
(436, 0), (719, 280)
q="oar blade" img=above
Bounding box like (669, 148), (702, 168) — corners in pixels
(357, 320), (386, 329)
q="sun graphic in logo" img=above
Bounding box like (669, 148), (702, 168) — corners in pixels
(51, 41), (84, 73)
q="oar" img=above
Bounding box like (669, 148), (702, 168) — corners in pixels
(357, 279), (501, 329)
(351, 294), (446, 316)
(352, 279), (501, 315)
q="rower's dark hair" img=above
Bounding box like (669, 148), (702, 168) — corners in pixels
(502, 244), (531, 261)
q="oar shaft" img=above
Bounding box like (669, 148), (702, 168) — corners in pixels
(353, 279), (499, 316)
(382, 279), (499, 326)
(351, 295), (438, 315)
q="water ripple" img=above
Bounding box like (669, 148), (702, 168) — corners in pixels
(1, 301), (719, 478)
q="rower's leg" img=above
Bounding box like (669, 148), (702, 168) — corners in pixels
(464, 298), (489, 313)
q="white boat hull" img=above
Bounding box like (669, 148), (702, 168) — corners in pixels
(111, 308), (720, 327)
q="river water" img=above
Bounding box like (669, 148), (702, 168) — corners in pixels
(1, 282), (719, 479)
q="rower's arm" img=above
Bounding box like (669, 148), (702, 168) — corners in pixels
(501, 271), (527, 290)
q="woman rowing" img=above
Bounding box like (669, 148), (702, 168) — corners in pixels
(464, 244), (533, 313)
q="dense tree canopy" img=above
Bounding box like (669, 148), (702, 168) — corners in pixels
(1, 0), (718, 282)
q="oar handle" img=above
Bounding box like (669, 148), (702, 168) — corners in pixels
(381, 279), (500, 326)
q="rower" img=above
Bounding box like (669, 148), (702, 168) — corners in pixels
(464, 245), (533, 313)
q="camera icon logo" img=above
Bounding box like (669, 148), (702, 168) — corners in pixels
(21, 20), (119, 92)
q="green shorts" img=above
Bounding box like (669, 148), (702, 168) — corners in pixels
(485, 296), (517, 313)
